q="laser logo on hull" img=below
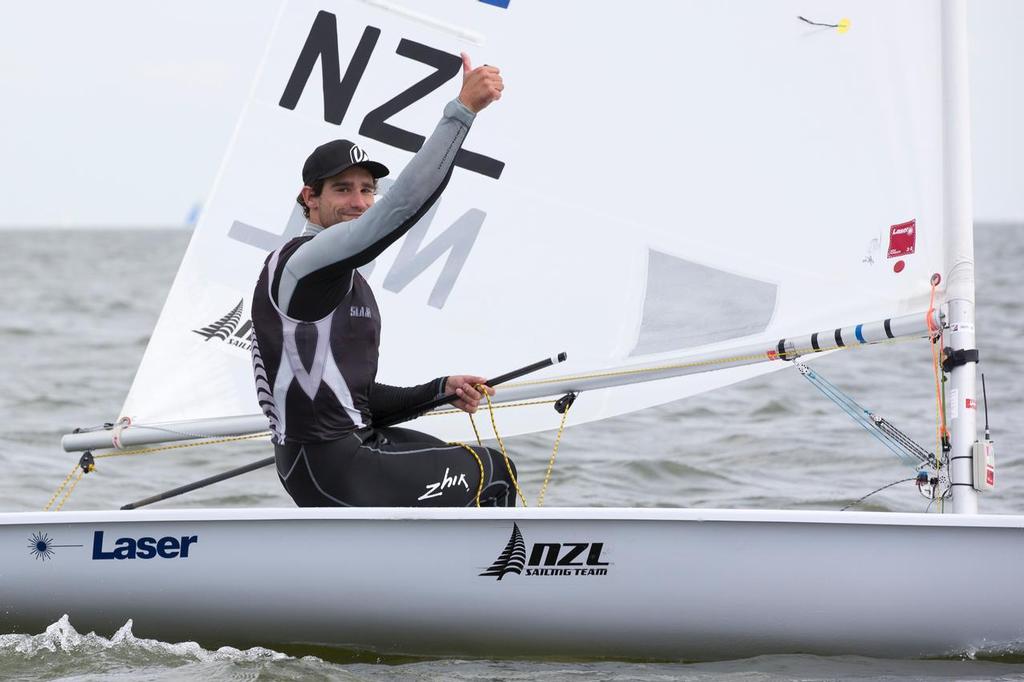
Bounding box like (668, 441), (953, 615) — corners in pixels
(26, 532), (83, 562)
(91, 531), (199, 560)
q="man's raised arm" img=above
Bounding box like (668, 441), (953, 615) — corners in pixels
(285, 54), (503, 277)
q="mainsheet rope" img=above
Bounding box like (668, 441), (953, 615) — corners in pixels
(448, 388), (572, 507)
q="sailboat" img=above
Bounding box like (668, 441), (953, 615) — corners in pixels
(3, 0), (1021, 660)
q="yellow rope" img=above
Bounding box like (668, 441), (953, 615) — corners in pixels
(54, 469), (85, 512)
(427, 399), (557, 417)
(926, 279), (948, 465)
(480, 389), (529, 506)
(43, 432), (271, 511)
(468, 412), (484, 447)
(447, 442), (486, 507)
(44, 463), (81, 511)
(93, 432), (271, 460)
(537, 399), (572, 507)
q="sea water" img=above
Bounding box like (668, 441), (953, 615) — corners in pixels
(1, 225), (1022, 681)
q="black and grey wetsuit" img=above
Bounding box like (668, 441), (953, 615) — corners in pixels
(251, 99), (516, 507)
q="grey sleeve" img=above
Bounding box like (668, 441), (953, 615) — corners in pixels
(276, 99), (476, 312)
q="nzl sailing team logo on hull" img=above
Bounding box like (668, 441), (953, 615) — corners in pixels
(480, 523), (610, 580)
(193, 299), (253, 351)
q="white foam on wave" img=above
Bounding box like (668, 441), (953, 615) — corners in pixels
(0, 614), (293, 663)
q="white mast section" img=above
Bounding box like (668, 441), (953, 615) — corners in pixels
(62, 310), (939, 453)
(942, 0), (979, 514)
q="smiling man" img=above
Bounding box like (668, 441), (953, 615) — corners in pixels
(250, 54), (517, 507)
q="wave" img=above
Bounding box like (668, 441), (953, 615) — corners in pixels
(0, 615), (291, 664)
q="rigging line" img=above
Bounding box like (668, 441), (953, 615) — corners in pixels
(804, 370), (929, 462)
(873, 419), (933, 459)
(506, 336), (921, 391)
(467, 411), (484, 448)
(841, 478), (915, 511)
(481, 390), (529, 507)
(129, 425), (268, 440)
(447, 442), (485, 507)
(43, 463), (81, 512)
(43, 432), (273, 510)
(460, 390), (574, 508)
(875, 428), (933, 466)
(926, 275), (949, 459)
(537, 395), (574, 508)
(427, 398), (556, 417)
(55, 469), (85, 512)
(93, 432), (272, 459)
(798, 365), (929, 466)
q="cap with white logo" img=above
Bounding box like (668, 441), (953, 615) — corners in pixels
(301, 139), (390, 186)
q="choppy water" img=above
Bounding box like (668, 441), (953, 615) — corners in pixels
(1, 225), (1023, 680)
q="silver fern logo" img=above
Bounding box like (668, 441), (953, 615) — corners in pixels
(479, 523), (526, 580)
(193, 299), (252, 351)
(480, 524), (611, 579)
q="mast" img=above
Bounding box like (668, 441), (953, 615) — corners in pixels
(942, 0), (979, 513)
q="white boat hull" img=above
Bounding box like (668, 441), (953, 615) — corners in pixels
(2, 507), (1022, 660)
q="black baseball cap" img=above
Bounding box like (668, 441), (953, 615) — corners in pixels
(301, 139), (390, 186)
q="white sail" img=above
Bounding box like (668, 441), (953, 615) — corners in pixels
(120, 0), (957, 442)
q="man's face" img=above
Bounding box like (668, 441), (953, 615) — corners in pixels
(303, 166), (376, 227)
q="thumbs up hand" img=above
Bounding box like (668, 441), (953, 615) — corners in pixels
(458, 52), (503, 113)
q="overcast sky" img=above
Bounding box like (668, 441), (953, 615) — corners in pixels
(0, 1), (1021, 227)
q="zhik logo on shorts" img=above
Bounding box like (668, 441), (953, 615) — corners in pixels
(418, 467), (469, 501)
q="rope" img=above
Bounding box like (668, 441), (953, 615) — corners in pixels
(797, 364), (930, 467)
(55, 469), (85, 512)
(43, 432), (271, 511)
(468, 412), (484, 447)
(537, 399), (572, 507)
(43, 464), (81, 511)
(841, 477), (915, 511)
(926, 276), (948, 461)
(110, 416), (131, 449)
(427, 398), (557, 417)
(448, 442), (485, 507)
(93, 432), (271, 460)
(456, 386), (574, 508)
(481, 390), (529, 506)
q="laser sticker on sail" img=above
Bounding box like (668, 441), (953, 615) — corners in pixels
(888, 220), (917, 258)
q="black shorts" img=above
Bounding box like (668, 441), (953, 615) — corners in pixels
(274, 426), (518, 507)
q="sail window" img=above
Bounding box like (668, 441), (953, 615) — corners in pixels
(630, 250), (777, 356)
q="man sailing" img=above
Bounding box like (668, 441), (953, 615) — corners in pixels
(251, 54), (517, 507)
